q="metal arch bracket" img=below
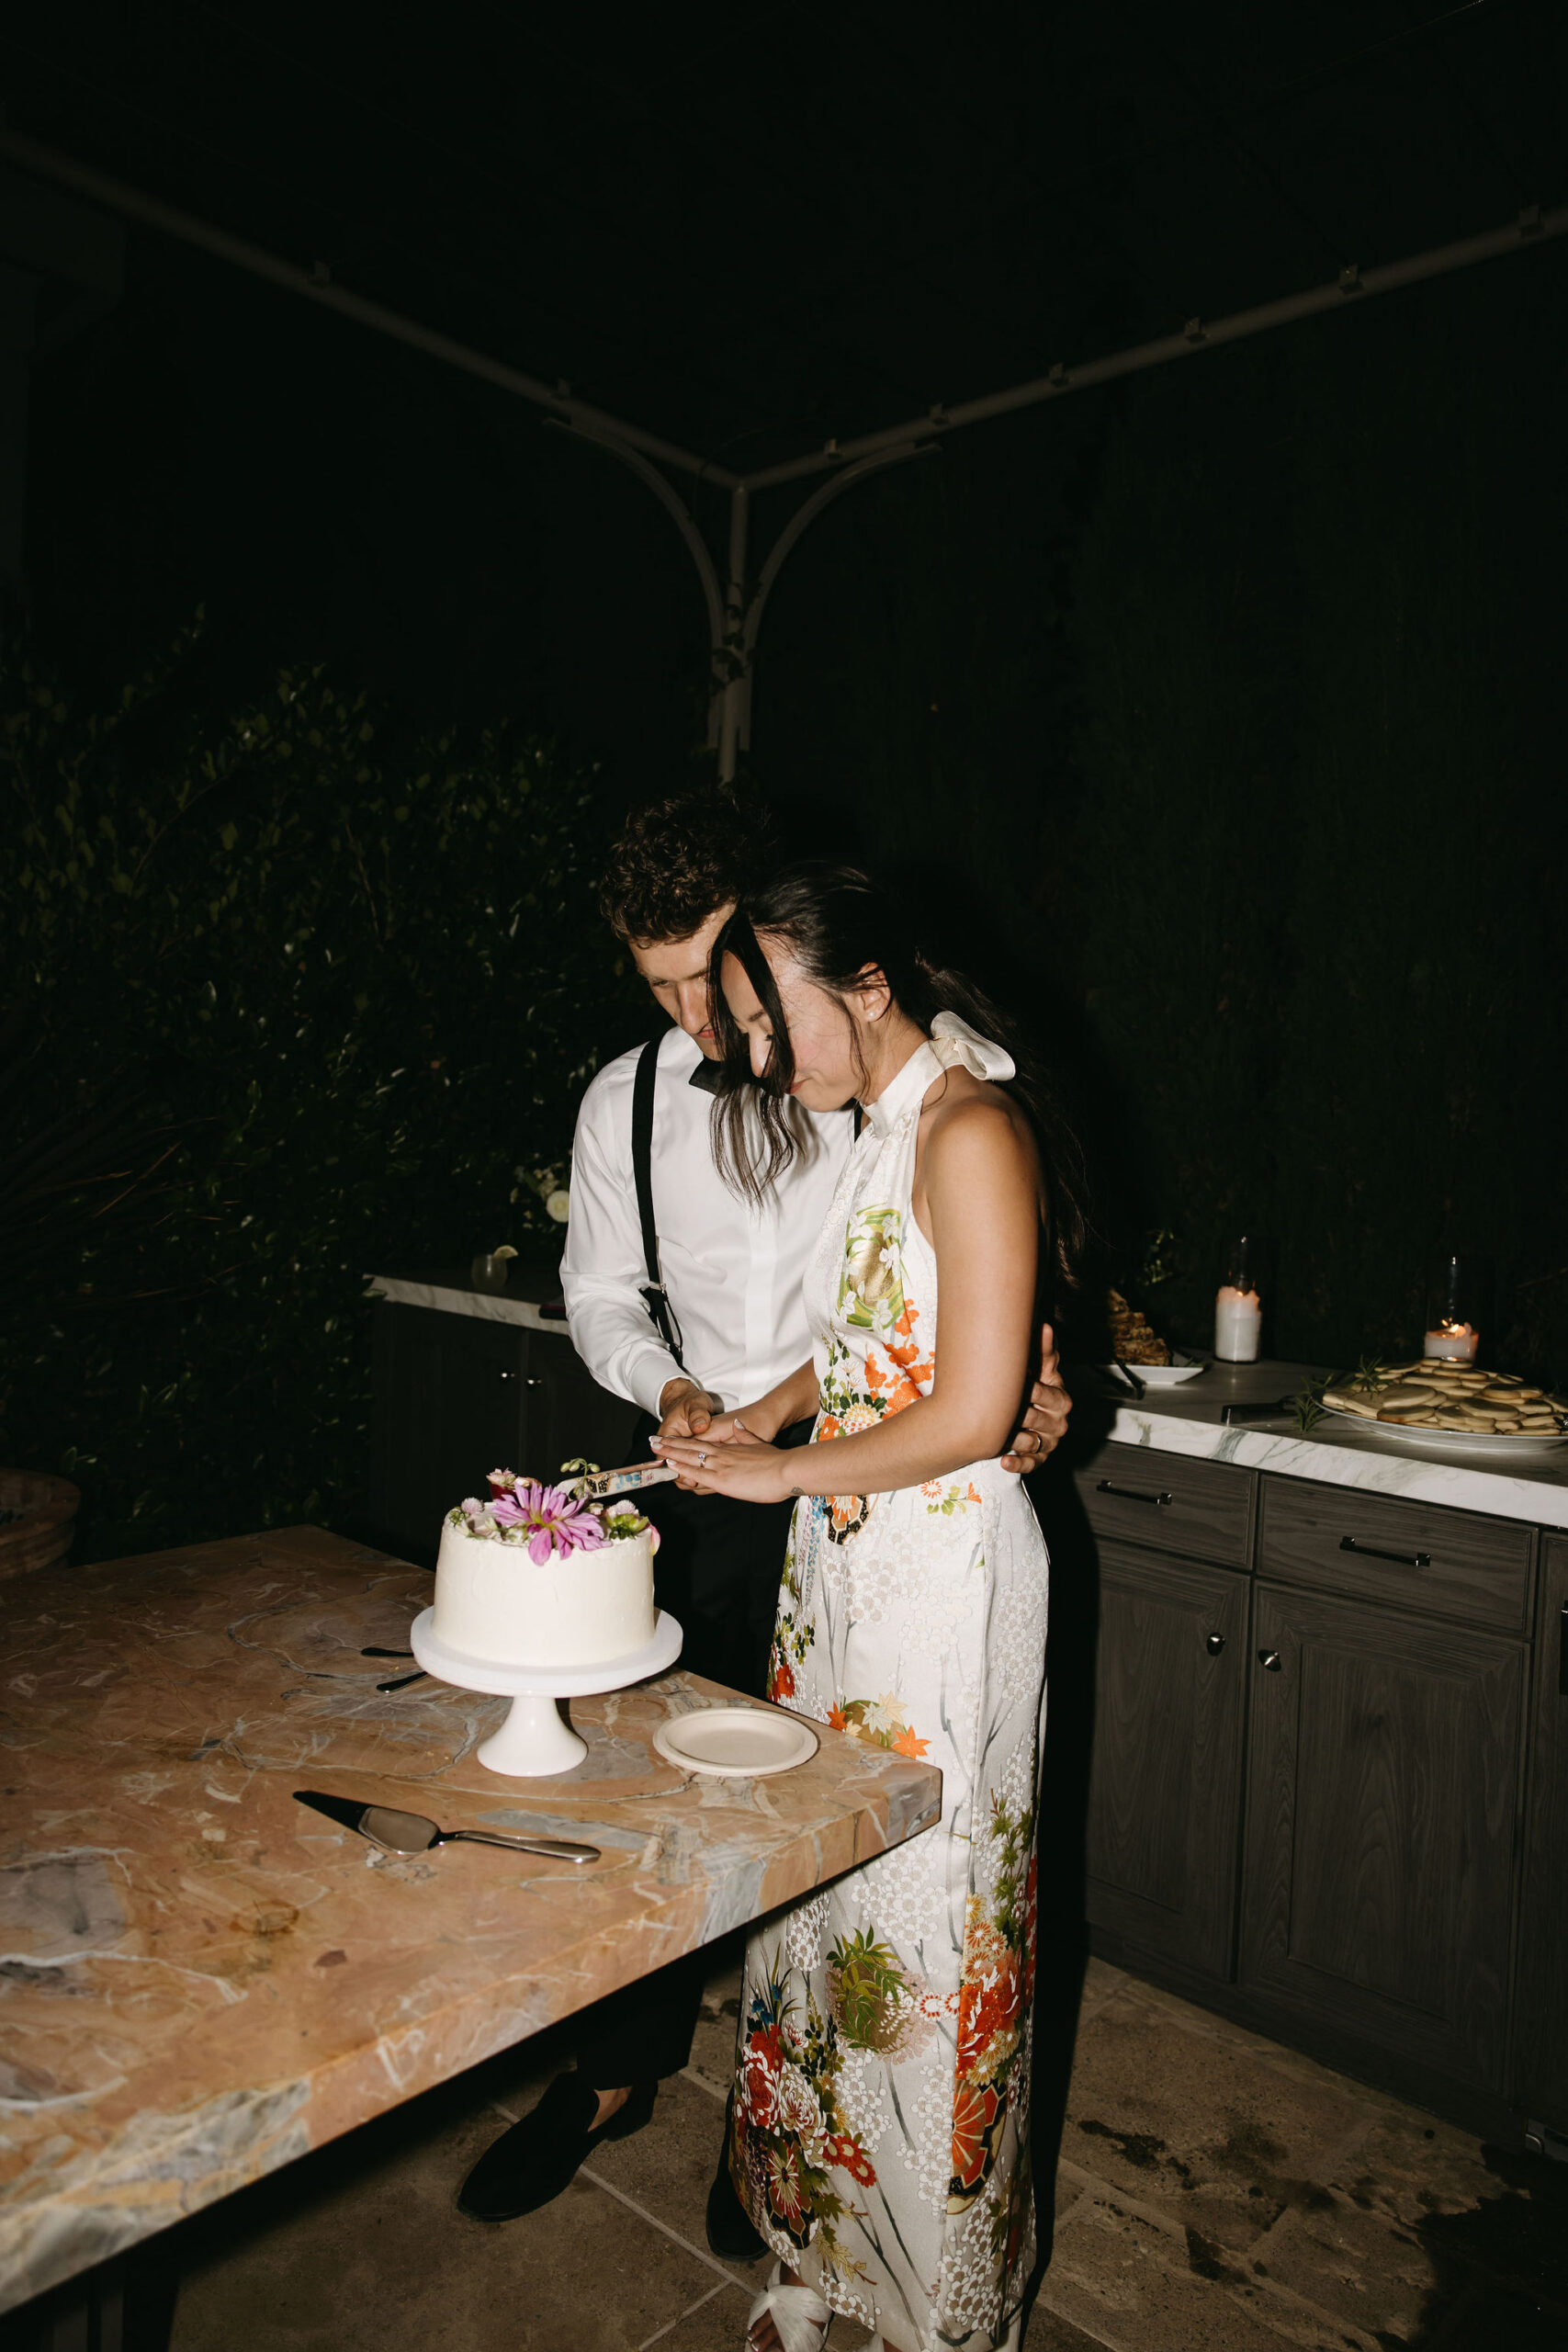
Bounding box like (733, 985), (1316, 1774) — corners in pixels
(742, 440), (936, 660)
(547, 424), (939, 775)
(718, 438), (938, 769)
(544, 413), (727, 660)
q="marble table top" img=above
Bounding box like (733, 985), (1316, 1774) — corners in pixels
(367, 1268), (567, 1335)
(1089, 1359), (1568, 1529)
(0, 1528), (941, 2315)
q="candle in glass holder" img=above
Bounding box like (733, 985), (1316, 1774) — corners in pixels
(1423, 1319), (1479, 1363)
(1214, 1236), (1262, 1362)
(1423, 1255), (1483, 1364)
(1215, 1285), (1262, 1361)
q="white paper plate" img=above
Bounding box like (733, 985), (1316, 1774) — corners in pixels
(1102, 1354), (1208, 1388)
(1319, 1399), (1568, 1456)
(653, 1706), (819, 1779)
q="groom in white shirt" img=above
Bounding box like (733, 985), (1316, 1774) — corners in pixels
(457, 789), (1072, 2246)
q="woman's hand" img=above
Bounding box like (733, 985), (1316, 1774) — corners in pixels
(1000, 1322), (1072, 1473)
(651, 1421), (795, 1504)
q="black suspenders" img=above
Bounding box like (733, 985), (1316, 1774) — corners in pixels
(629, 1035), (863, 1371)
(631, 1037), (686, 1369)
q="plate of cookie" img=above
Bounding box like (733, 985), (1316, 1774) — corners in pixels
(1320, 1361), (1568, 1454)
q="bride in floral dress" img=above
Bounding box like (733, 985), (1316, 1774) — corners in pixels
(654, 864), (1082, 2352)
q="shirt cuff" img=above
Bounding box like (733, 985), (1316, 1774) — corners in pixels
(627, 1342), (691, 1421)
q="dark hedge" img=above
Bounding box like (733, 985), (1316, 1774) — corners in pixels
(2, 629), (636, 1561)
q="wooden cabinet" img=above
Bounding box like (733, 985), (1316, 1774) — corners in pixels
(1076, 1439), (1553, 2128)
(367, 1302), (640, 1564)
(1075, 1442), (1255, 1566)
(1258, 1477), (1532, 1635)
(1239, 1582), (1525, 2094)
(1086, 1543), (1248, 1978)
(1516, 1533), (1568, 2137)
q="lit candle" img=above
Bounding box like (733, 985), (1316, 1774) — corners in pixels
(1423, 1319), (1479, 1363)
(1214, 1284), (1262, 1363)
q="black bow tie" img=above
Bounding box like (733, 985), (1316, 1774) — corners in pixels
(687, 1057), (722, 1094)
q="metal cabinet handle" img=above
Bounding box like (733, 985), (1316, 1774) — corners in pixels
(1206, 1634), (1225, 1656)
(1559, 1601), (1567, 1699)
(1338, 1534), (1431, 1569)
(1258, 1648), (1282, 1671)
(1096, 1479), (1174, 1508)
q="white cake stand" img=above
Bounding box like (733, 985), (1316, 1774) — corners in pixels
(410, 1607), (682, 1778)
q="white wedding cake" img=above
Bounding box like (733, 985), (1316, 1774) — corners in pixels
(433, 1470), (658, 1669)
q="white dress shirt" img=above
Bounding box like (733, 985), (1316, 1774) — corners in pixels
(561, 1024), (853, 1418)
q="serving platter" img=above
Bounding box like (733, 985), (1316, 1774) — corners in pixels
(1317, 1397), (1568, 1458)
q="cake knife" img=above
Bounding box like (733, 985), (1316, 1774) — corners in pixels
(576, 1460), (680, 1498)
(293, 1789), (600, 1863)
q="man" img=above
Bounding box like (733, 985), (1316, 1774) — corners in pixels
(457, 788), (1071, 2245)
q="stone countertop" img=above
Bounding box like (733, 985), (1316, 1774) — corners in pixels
(0, 1528), (941, 2314)
(367, 1264), (567, 1335)
(1088, 1358), (1568, 1530)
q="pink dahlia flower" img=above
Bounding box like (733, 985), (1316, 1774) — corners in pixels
(491, 1478), (607, 1565)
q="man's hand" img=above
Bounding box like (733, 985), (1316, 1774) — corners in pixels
(1001, 1322), (1072, 1474)
(656, 1377), (726, 1487)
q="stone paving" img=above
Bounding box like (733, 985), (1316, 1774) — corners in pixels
(127, 1949), (1566, 2352)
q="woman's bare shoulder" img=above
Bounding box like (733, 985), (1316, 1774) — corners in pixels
(921, 1078), (1037, 1173)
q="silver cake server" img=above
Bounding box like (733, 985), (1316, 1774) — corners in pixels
(294, 1789), (599, 1864)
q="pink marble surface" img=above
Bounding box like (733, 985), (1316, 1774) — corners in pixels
(0, 1527), (942, 2313)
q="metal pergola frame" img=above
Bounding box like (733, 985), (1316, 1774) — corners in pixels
(5, 126), (1563, 781)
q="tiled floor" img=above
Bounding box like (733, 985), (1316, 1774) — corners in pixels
(138, 1951), (1567, 2352)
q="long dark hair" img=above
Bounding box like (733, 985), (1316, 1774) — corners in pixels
(708, 860), (1087, 1306)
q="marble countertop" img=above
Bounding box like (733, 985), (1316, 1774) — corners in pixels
(1089, 1358), (1568, 1529)
(0, 1528), (941, 2315)
(367, 1266), (568, 1334)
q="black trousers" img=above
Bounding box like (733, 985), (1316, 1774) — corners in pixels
(575, 1415), (814, 2087)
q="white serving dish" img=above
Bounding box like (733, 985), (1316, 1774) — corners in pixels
(1103, 1351), (1209, 1388)
(652, 1705), (818, 1779)
(1319, 1399), (1568, 1457)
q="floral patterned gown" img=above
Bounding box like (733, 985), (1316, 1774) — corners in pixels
(729, 1018), (1049, 2352)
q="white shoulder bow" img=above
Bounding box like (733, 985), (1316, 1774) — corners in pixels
(931, 1009), (1017, 1083)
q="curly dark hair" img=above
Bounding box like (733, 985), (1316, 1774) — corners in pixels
(598, 786), (772, 943)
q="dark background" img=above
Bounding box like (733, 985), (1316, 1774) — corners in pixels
(2, 1), (1565, 1555)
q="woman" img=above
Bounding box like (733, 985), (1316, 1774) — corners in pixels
(654, 863), (1083, 2352)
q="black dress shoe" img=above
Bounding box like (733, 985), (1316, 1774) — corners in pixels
(458, 2070), (658, 2221)
(706, 2097), (766, 2261)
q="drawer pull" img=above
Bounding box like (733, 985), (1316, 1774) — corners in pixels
(1205, 1633), (1226, 1656)
(1258, 1648), (1282, 1671)
(1096, 1479), (1174, 1508)
(1559, 1602), (1567, 1699)
(1338, 1534), (1431, 1570)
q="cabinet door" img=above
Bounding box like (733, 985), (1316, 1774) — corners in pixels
(367, 1305), (645, 1563)
(368, 1306), (528, 1561)
(1240, 1584), (1524, 2093)
(1516, 1533), (1568, 2130)
(524, 1340), (643, 1481)
(1087, 1544), (1249, 1980)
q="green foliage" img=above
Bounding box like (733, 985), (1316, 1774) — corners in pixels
(1, 628), (634, 1560)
